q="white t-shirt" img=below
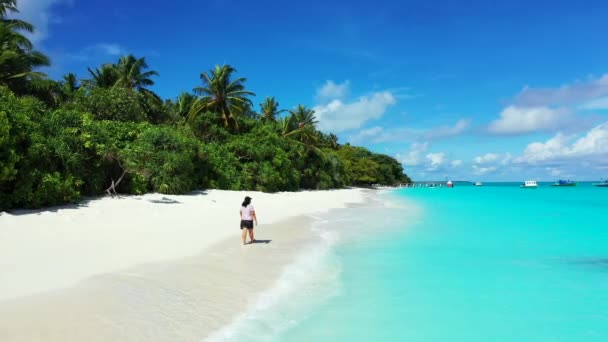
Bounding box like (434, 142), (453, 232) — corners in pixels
(240, 205), (255, 220)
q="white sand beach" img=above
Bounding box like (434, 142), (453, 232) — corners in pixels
(0, 189), (367, 341)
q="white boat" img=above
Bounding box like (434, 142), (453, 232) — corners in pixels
(446, 180), (454, 188)
(520, 180), (538, 188)
(593, 179), (608, 187)
(474, 182), (483, 186)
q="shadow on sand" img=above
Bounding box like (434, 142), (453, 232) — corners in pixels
(1, 190), (213, 216)
(4, 200), (92, 216)
(249, 239), (272, 244)
(148, 197), (181, 204)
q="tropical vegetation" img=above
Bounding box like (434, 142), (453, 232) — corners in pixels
(0, 0), (410, 211)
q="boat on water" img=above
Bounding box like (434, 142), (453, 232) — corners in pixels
(474, 182), (483, 186)
(593, 179), (608, 187)
(446, 180), (454, 188)
(552, 180), (576, 187)
(520, 180), (538, 188)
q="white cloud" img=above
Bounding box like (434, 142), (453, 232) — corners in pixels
(488, 106), (571, 135)
(546, 167), (563, 177)
(13, 0), (71, 43)
(66, 43), (127, 61)
(515, 122), (608, 164)
(487, 74), (608, 137)
(569, 123), (608, 155)
(347, 118), (470, 144)
(424, 119), (471, 139)
(473, 153), (499, 164)
(396, 142), (429, 166)
(514, 74), (608, 107)
(518, 133), (573, 163)
(470, 152), (512, 176)
(472, 165), (497, 175)
(314, 91), (396, 133)
(316, 80), (350, 102)
(581, 96), (608, 110)
(94, 43), (125, 56)
(451, 160), (463, 167)
(347, 126), (385, 143)
(426, 152), (446, 171)
(347, 126), (408, 144)
(396, 143), (461, 174)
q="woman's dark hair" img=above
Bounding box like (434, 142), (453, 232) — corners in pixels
(242, 196), (252, 207)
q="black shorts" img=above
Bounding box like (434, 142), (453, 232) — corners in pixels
(240, 220), (254, 229)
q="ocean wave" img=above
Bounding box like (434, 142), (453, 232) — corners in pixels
(205, 221), (342, 341)
(205, 194), (415, 341)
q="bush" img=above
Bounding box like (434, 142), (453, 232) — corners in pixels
(63, 87), (145, 122)
(188, 110), (231, 142)
(0, 87), (47, 209)
(224, 124), (300, 192)
(124, 125), (208, 194)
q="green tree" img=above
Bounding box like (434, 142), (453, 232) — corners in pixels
(290, 104), (317, 129)
(84, 64), (118, 89)
(114, 54), (159, 99)
(123, 125), (208, 194)
(174, 91), (197, 118)
(63, 87), (145, 122)
(281, 105), (320, 152)
(61, 73), (79, 94)
(0, 87), (83, 210)
(259, 96), (285, 122)
(189, 64), (255, 130)
(0, 2), (49, 94)
(0, 0), (33, 32)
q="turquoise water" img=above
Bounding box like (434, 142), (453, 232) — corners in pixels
(222, 184), (608, 341)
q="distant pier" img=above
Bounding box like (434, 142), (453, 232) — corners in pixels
(396, 181), (474, 188)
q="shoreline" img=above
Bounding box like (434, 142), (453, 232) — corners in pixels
(0, 215), (321, 341)
(0, 188), (373, 341)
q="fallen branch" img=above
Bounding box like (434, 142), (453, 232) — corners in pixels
(103, 155), (130, 198)
(104, 169), (128, 198)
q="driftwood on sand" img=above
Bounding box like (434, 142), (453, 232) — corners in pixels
(104, 156), (129, 198)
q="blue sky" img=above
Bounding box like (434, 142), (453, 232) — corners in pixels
(16, 0), (608, 181)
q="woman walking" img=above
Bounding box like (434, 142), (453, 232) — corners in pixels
(240, 196), (257, 245)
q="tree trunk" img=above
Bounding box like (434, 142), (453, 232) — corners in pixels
(104, 169), (128, 197)
(104, 156), (129, 198)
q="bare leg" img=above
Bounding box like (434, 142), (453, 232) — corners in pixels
(248, 228), (255, 243)
(241, 228), (247, 245)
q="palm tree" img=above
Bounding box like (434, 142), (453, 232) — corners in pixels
(175, 92), (197, 118)
(278, 114), (297, 136)
(329, 133), (339, 149)
(114, 55), (161, 110)
(290, 105), (318, 129)
(0, 0), (34, 33)
(114, 55), (158, 94)
(281, 105), (321, 154)
(85, 64), (118, 88)
(0, 25), (49, 79)
(259, 96), (285, 122)
(190, 64), (255, 129)
(0, 3), (49, 93)
(61, 73), (79, 93)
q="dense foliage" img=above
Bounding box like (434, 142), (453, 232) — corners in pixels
(0, 0), (410, 210)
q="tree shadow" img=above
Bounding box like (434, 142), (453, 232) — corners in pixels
(4, 200), (92, 216)
(148, 197), (181, 204)
(182, 190), (208, 196)
(1, 190), (210, 216)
